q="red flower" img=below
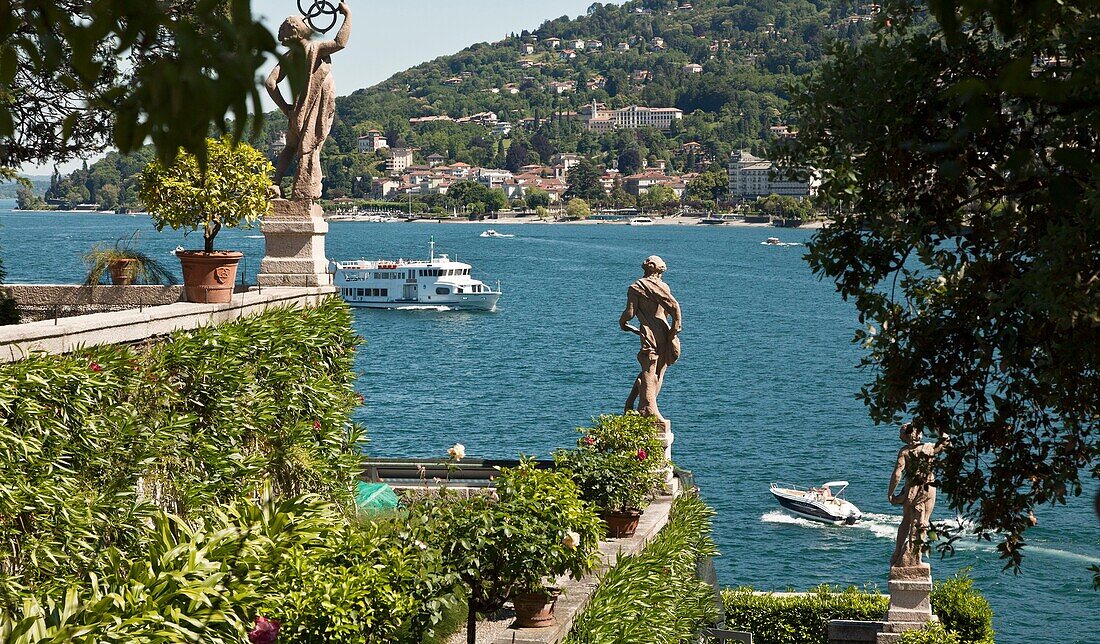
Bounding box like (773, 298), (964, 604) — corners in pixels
(248, 616), (280, 644)
(89, 362), (103, 372)
(313, 420), (321, 430)
(583, 436), (596, 446)
(637, 449), (647, 461)
(356, 393), (365, 404)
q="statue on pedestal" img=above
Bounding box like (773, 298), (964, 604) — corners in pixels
(619, 255), (681, 426)
(265, 1), (352, 200)
(887, 422), (948, 568)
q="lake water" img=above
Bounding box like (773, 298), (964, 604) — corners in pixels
(2, 202), (1096, 643)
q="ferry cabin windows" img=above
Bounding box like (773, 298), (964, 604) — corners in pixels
(373, 271), (405, 279)
(415, 268), (470, 277)
(341, 288), (388, 298)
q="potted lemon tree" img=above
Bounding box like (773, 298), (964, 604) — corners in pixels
(553, 414), (667, 537)
(139, 137), (271, 303)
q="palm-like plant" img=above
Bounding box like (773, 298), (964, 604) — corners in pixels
(83, 232), (177, 285)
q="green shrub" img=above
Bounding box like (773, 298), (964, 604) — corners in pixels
(0, 493), (327, 644)
(930, 570), (995, 644)
(255, 510), (461, 643)
(414, 459), (603, 619)
(0, 298), (361, 607)
(898, 622), (963, 644)
(565, 492), (720, 643)
(722, 570), (994, 644)
(722, 586), (888, 644)
(553, 413), (667, 512)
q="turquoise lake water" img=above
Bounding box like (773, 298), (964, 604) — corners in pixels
(2, 202), (1096, 642)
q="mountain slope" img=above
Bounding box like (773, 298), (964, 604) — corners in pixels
(308, 0), (874, 178)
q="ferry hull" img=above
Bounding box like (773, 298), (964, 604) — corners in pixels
(345, 292), (500, 311)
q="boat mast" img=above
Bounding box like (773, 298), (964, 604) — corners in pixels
(429, 236), (435, 262)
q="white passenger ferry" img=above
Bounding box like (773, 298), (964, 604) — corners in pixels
(332, 238), (501, 311)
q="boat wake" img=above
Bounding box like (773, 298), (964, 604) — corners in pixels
(761, 241), (803, 247)
(393, 305), (454, 312)
(761, 510), (898, 539)
(244, 234), (265, 238)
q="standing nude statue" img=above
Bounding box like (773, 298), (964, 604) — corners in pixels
(619, 255), (681, 425)
(887, 423), (948, 568)
(265, 2), (351, 200)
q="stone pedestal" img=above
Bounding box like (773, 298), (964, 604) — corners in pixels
(257, 198), (332, 288)
(659, 418), (675, 488)
(876, 565), (935, 643)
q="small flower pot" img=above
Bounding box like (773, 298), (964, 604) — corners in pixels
(601, 509), (642, 538)
(177, 251), (242, 303)
(108, 258), (140, 285)
(512, 588), (560, 628)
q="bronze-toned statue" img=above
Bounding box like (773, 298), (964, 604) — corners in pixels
(619, 255), (681, 426)
(887, 422), (948, 568)
(265, 1), (351, 200)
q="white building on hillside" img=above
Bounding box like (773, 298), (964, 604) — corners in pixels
(386, 148), (415, 175)
(727, 150), (815, 199)
(357, 130), (389, 153)
(581, 101), (683, 131)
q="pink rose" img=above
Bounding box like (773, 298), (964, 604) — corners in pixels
(637, 449), (647, 461)
(248, 616), (280, 644)
(313, 420), (321, 430)
(89, 362), (103, 372)
(583, 436), (596, 446)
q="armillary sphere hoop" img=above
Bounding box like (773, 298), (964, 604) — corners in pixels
(298, 0), (339, 34)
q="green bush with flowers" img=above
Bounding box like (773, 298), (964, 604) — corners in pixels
(553, 413), (667, 512)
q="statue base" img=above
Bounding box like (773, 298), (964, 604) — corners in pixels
(659, 418), (675, 489)
(257, 198), (332, 288)
(876, 565), (935, 643)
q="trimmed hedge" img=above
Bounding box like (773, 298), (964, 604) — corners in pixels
(565, 492), (720, 643)
(0, 299), (362, 609)
(722, 571), (994, 644)
(723, 586), (888, 644)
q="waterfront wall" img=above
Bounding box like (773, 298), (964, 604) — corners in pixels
(2, 284), (185, 322)
(0, 285), (335, 362)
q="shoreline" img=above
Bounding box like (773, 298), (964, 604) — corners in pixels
(332, 215), (828, 229)
(5, 207), (827, 230)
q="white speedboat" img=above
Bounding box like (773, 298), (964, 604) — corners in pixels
(629, 216), (655, 226)
(480, 229), (514, 238)
(332, 238), (501, 311)
(770, 481), (862, 525)
(763, 237), (782, 245)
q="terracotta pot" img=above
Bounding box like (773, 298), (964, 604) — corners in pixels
(601, 509), (642, 538)
(177, 251), (242, 303)
(108, 258), (139, 285)
(512, 588), (560, 628)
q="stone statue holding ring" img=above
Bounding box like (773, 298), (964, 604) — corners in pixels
(265, 1), (352, 200)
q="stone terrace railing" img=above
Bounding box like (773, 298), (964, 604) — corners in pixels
(0, 286), (336, 362)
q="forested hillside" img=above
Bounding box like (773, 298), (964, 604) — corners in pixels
(45, 0), (876, 206)
(274, 0), (874, 196)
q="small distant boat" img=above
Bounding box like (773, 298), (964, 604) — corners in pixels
(480, 229), (514, 238)
(763, 237), (782, 245)
(770, 481), (862, 525)
(629, 216), (655, 226)
(332, 238), (501, 311)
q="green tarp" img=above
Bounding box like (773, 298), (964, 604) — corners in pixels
(355, 481), (401, 514)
